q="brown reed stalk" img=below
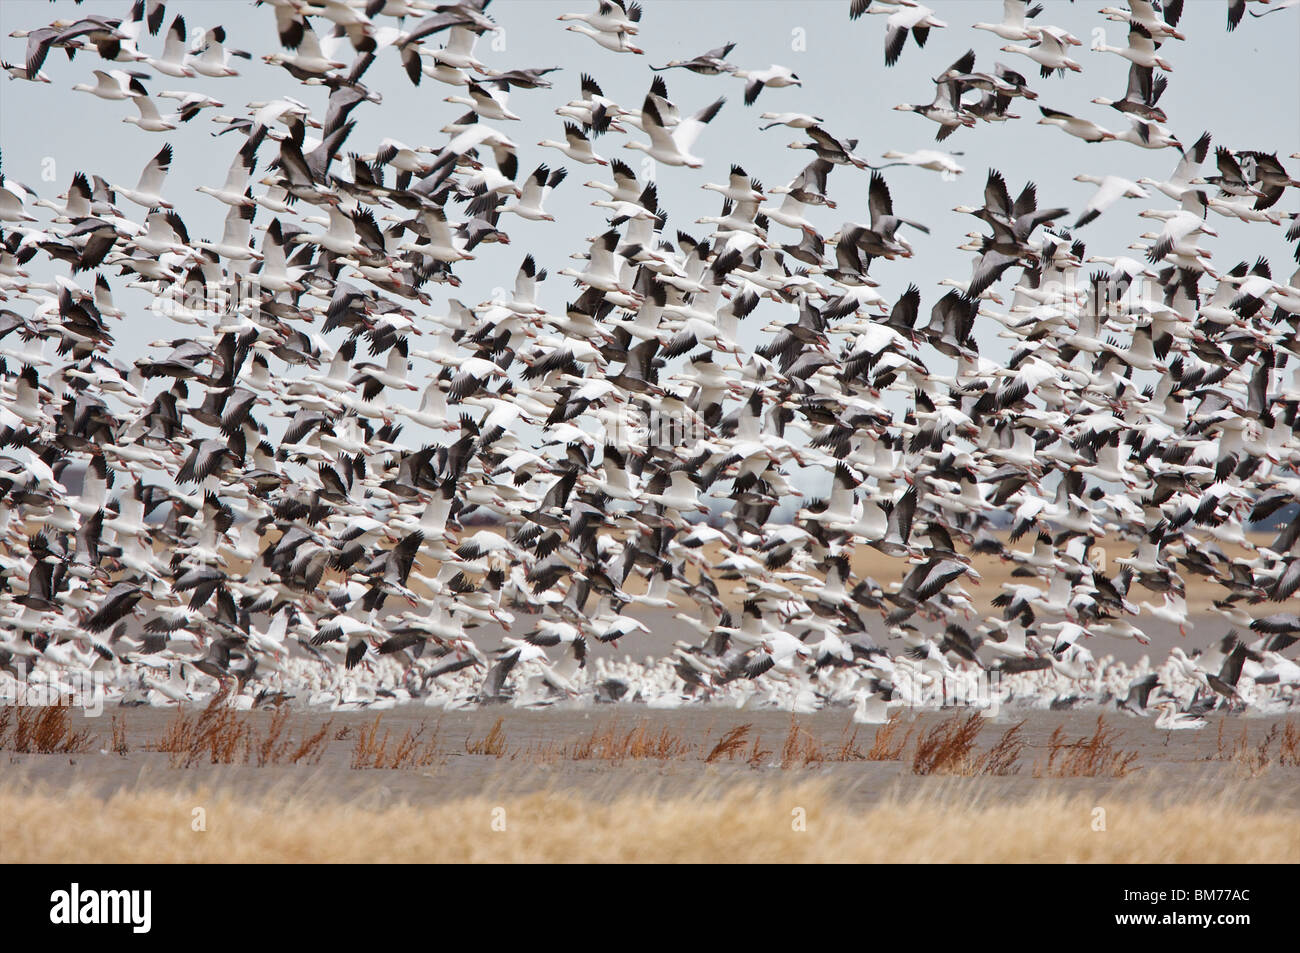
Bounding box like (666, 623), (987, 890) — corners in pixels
(704, 724), (753, 763)
(1280, 721), (1300, 767)
(1036, 716), (1139, 778)
(866, 713), (911, 761)
(465, 717), (508, 757)
(779, 720), (824, 769)
(110, 714), (129, 756)
(911, 713), (985, 775)
(7, 705), (94, 754)
(351, 715), (390, 769)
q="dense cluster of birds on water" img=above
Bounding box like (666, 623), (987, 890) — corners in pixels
(2, 0), (1300, 728)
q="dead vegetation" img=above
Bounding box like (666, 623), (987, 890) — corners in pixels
(565, 719), (692, 762)
(110, 714), (129, 757)
(1207, 719), (1300, 778)
(704, 724), (753, 763)
(351, 715), (440, 770)
(148, 692), (332, 768)
(700, 720), (874, 768)
(11, 700), (1299, 783)
(9, 783), (1298, 863)
(779, 721), (828, 768)
(911, 714), (1026, 777)
(1035, 716), (1140, 778)
(0, 705), (95, 755)
(465, 717), (509, 757)
(866, 713), (913, 761)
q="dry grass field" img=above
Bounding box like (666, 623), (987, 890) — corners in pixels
(3, 781), (1297, 863)
(3, 705), (1300, 863)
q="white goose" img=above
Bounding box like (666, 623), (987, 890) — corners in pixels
(72, 68), (147, 100)
(625, 95), (726, 168)
(111, 143), (174, 209)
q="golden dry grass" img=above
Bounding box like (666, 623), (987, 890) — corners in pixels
(2, 782), (1297, 863)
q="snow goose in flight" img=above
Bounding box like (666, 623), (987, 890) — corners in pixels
(128, 207), (191, 259)
(625, 94), (726, 168)
(894, 73), (974, 141)
(556, 72), (625, 136)
(973, 1), (1044, 41)
(878, 149), (965, 176)
(111, 143), (174, 209)
(734, 65), (801, 105)
(563, 22), (644, 54)
(790, 126), (870, 169)
(1137, 130), (1209, 200)
(1194, 146), (1267, 201)
(1153, 699), (1208, 730)
(1099, 1), (1186, 41)
(703, 165), (765, 205)
(73, 68), (148, 100)
(268, 20), (350, 76)
(559, 230), (639, 297)
(652, 41), (737, 74)
(1095, 21), (1174, 71)
(1001, 28), (1081, 76)
(293, 203), (372, 258)
(501, 164), (566, 221)
(197, 203), (259, 262)
(158, 88), (223, 113)
(122, 92), (196, 132)
(870, 2), (948, 67)
(189, 25), (249, 78)
(759, 112), (824, 130)
(559, 1), (642, 34)
(196, 145), (256, 207)
(1, 59), (51, 82)
(145, 14), (195, 77)
(1140, 189), (1216, 263)
(1114, 673), (1161, 715)
(401, 205), (475, 262)
(539, 122), (608, 165)
(1073, 174), (1148, 227)
(1114, 117), (1181, 150)
(1036, 106), (1115, 143)
(1091, 62), (1168, 123)
(0, 178), (38, 223)
(445, 80), (520, 122)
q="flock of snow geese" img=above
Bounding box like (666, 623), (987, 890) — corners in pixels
(2, 0), (1300, 728)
